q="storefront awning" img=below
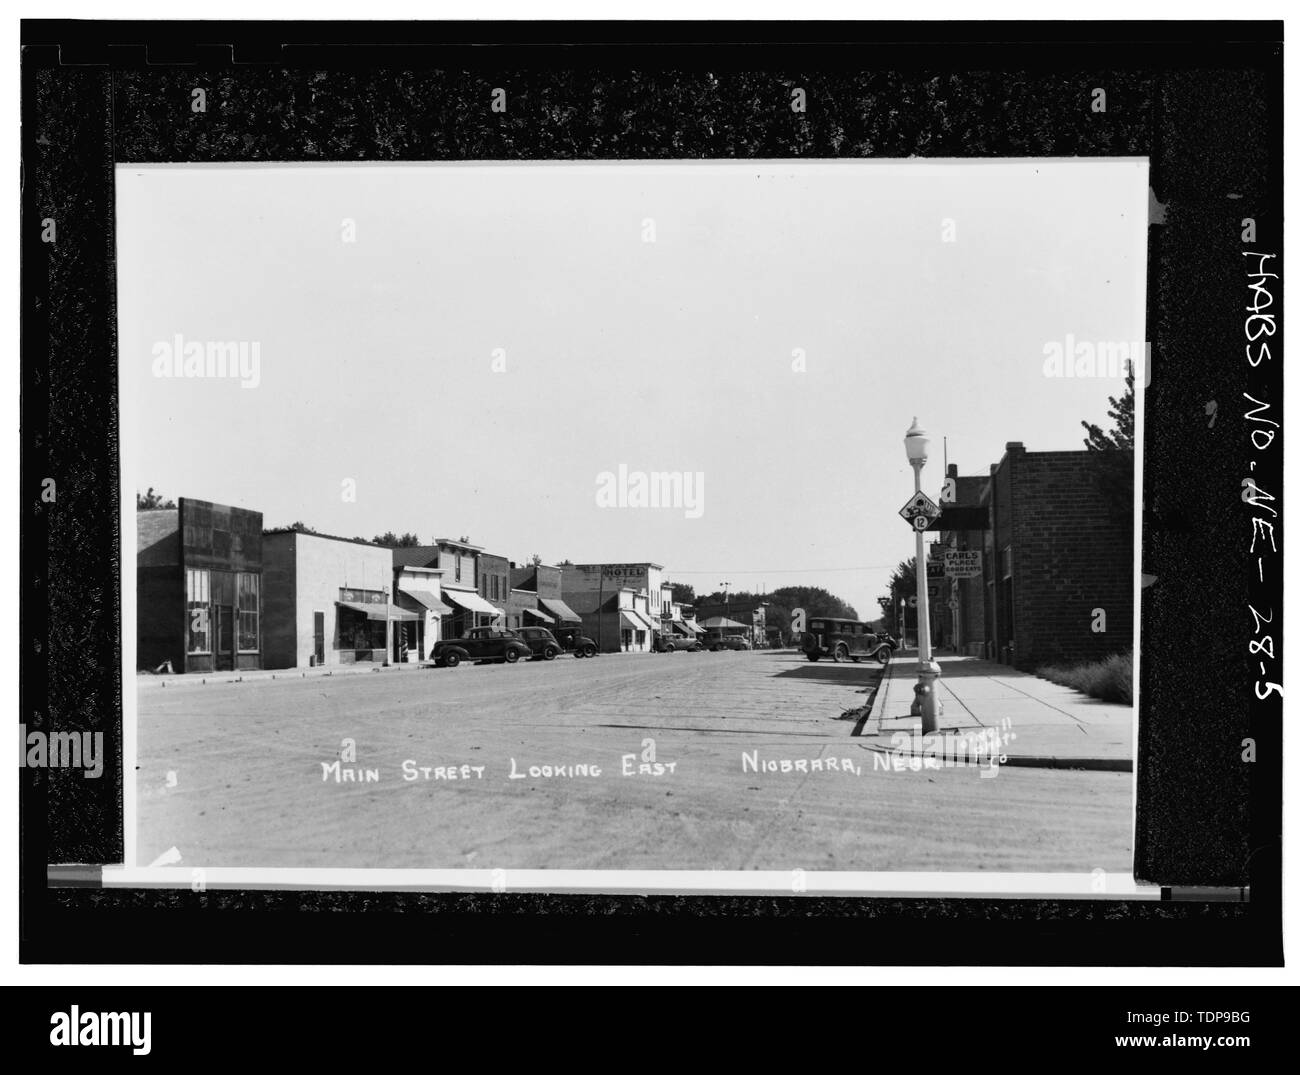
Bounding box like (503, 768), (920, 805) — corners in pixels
(670, 619), (694, 636)
(337, 601), (419, 622)
(523, 607), (554, 623)
(537, 598), (583, 624)
(620, 609), (655, 632)
(396, 589), (453, 615)
(441, 589), (504, 617)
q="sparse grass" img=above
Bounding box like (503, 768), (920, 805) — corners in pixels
(1037, 651), (1132, 705)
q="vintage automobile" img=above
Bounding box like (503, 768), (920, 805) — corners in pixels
(515, 626), (562, 661)
(654, 634), (704, 653)
(708, 635), (752, 652)
(431, 626), (532, 668)
(801, 617), (893, 664)
(549, 624), (600, 658)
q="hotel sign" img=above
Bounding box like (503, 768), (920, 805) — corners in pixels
(600, 564), (649, 581)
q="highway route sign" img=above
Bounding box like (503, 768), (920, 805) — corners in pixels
(898, 491), (942, 531)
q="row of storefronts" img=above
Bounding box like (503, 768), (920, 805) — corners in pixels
(135, 499), (697, 672)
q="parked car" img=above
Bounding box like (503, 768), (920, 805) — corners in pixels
(551, 624), (600, 658)
(516, 626), (562, 661)
(709, 636), (752, 652)
(432, 626), (532, 668)
(654, 635), (704, 653)
(801, 617), (892, 664)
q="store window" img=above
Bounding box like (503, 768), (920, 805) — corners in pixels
(237, 572), (260, 652)
(186, 568), (210, 654)
(455, 554), (462, 583)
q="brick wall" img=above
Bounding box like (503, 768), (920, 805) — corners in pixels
(478, 552), (510, 607)
(136, 565), (183, 671)
(998, 448), (1134, 670)
(261, 531), (298, 669)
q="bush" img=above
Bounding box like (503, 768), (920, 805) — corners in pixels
(1036, 651), (1132, 705)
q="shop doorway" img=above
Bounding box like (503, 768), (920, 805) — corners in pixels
(313, 612), (325, 666)
(216, 605), (234, 670)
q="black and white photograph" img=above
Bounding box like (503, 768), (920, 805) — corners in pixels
(118, 158), (1144, 889)
(17, 12), (1286, 1017)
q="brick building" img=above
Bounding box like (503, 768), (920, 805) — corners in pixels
(506, 562), (582, 631)
(136, 497), (264, 674)
(478, 551), (512, 615)
(937, 442), (1134, 671)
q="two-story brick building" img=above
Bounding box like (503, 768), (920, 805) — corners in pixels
(937, 442), (1134, 671)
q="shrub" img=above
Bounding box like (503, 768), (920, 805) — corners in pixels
(1036, 651), (1132, 705)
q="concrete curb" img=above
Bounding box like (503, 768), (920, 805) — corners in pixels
(851, 660), (894, 736)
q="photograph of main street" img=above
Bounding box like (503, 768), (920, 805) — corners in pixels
(119, 160), (1143, 880)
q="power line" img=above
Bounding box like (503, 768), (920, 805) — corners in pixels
(668, 565), (902, 575)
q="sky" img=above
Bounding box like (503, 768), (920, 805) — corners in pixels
(117, 159), (1147, 616)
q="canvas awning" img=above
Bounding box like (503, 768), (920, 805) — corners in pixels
(537, 598), (583, 624)
(441, 589), (504, 617)
(700, 616), (746, 629)
(336, 601), (419, 622)
(523, 607), (554, 623)
(620, 610), (656, 632)
(396, 589), (452, 615)
(670, 619), (694, 636)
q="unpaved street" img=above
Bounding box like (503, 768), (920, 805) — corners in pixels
(135, 651), (1132, 872)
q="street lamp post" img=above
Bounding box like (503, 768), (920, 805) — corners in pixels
(904, 417), (942, 732)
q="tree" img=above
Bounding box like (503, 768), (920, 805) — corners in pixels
(1080, 364), (1136, 522)
(765, 585), (858, 622)
(372, 531), (421, 548)
(136, 488), (176, 510)
(287, 521), (318, 534)
(876, 558), (919, 636)
(530, 553), (544, 567)
(669, 582), (696, 605)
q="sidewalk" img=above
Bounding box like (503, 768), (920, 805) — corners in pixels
(860, 654), (1133, 771)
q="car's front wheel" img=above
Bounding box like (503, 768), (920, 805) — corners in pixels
(581, 644), (597, 658)
(504, 648), (520, 663)
(543, 646), (558, 660)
